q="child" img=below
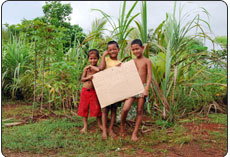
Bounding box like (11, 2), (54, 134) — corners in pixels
(100, 41), (121, 139)
(78, 49), (102, 133)
(120, 39), (152, 141)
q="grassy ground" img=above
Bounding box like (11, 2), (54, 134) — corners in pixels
(2, 101), (227, 157)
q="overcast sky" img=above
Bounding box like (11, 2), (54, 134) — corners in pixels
(1, 1), (228, 49)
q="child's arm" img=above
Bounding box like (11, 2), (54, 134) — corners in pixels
(81, 66), (93, 82)
(143, 60), (153, 97)
(99, 51), (109, 70)
(115, 62), (122, 67)
(89, 65), (100, 72)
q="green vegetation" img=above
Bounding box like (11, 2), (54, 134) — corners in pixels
(2, 2), (226, 120)
(208, 113), (227, 125)
(2, 1), (227, 155)
(2, 106), (226, 156)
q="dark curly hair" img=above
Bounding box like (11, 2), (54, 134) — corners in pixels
(107, 40), (119, 49)
(131, 39), (143, 47)
(87, 49), (99, 59)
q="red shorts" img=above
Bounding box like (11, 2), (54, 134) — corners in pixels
(77, 88), (102, 117)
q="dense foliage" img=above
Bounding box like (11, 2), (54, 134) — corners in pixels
(2, 2), (227, 121)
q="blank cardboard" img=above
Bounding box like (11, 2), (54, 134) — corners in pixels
(92, 60), (144, 108)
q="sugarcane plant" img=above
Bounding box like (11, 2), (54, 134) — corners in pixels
(149, 2), (226, 121)
(92, 1), (140, 59)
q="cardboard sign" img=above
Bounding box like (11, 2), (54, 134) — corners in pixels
(92, 60), (144, 108)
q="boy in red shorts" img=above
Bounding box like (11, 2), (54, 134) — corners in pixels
(78, 49), (102, 133)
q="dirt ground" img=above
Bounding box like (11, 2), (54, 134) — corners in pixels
(2, 103), (227, 157)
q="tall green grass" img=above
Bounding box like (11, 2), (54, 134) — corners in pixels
(149, 2), (226, 121)
(2, 35), (32, 99)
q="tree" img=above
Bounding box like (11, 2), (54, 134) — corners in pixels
(42, 1), (86, 51)
(42, 1), (72, 27)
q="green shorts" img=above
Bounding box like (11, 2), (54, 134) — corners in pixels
(133, 94), (148, 101)
(133, 93), (143, 99)
(133, 83), (146, 99)
(132, 83), (148, 103)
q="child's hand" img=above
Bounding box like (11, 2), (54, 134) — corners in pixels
(102, 51), (109, 57)
(90, 66), (100, 72)
(115, 63), (122, 67)
(85, 65), (91, 71)
(88, 75), (93, 80)
(142, 89), (148, 97)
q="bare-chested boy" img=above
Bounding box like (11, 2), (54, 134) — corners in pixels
(78, 49), (102, 133)
(120, 39), (152, 141)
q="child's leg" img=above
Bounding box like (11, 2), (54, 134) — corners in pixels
(80, 117), (88, 133)
(97, 116), (103, 130)
(102, 107), (108, 139)
(108, 105), (117, 137)
(131, 97), (145, 141)
(120, 97), (135, 135)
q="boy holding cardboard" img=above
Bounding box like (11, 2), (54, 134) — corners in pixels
(100, 41), (121, 139)
(78, 49), (102, 133)
(120, 39), (152, 141)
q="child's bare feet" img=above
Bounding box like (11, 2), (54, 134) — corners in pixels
(108, 129), (117, 137)
(102, 131), (107, 140)
(80, 127), (87, 134)
(97, 117), (103, 131)
(99, 125), (103, 131)
(131, 134), (139, 141)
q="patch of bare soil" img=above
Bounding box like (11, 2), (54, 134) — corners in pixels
(120, 141), (227, 157)
(165, 143), (226, 157)
(183, 122), (226, 133)
(2, 149), (58, 157)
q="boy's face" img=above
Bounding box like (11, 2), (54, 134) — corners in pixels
(88, 52), (98, 66)
(107, 44), (119, 59)
(131, 44), (144, 58)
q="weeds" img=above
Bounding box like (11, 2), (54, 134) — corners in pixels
(208, 130), (227, 145)
(2, 111), (227, 156)
(2, 117), (124, 155)
(208, 114), (227, 125)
